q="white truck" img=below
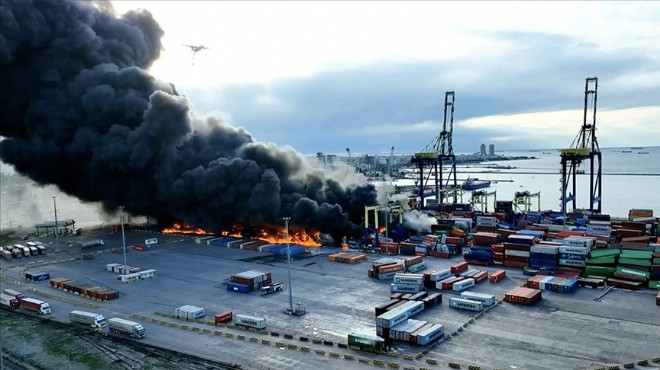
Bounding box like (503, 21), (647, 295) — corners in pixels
(80, 240), (105, 249)
(69, 310), (108, 329)
(0, 293), (20, 309)
(108, 317), (145, 339)
(20, 298), (52, 315)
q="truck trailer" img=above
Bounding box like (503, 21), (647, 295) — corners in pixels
(108, 317), (145, 338)
(0, 293), (20, 309)
(80, 240), (105, 249)
(3, 288), (25, 300)
(69, 310), (107, 328)
(20, 298), (51, 315)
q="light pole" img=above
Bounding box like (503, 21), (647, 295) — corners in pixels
(53, 196), (60, 252)
(283, 217), (293, 313)
(119, 206), (128, 274)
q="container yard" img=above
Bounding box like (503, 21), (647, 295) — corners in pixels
(1, 213), (659, 370)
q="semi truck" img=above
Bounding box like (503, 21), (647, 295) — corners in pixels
(0, 293), (20, 309)
(80, 240), (105, 249)
(69, 310), (107, 328)
(108, 317), (145, 339)
(3, 288), (25, 300)
(260, 281), (283, 295)
(20, 298), (52, 315)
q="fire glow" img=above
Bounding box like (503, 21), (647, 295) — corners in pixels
(162, 223), (321, 247)
(161, 223), (209, 235)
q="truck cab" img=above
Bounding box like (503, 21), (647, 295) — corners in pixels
(261, 281), (284, 295)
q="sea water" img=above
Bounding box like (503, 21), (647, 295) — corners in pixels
(391, 146), (660, 218)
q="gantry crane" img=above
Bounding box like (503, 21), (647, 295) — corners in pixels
(559, 77), (602, 215)
(364, 203), (405, 246)
(513, 191), (541, 213)
(470, 190), (497, 213)
(410, 91), (459, 209)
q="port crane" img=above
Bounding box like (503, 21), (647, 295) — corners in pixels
(363, 203), (405, 246)
(470, 190), (497, 213)
(513, 191), (541, 213)
(410, 91), (459, 209)
(559, 77), (602, 215)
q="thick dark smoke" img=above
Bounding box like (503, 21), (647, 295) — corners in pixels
(0, 0), (378, 239)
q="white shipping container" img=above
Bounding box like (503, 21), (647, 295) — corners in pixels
(460, 291), (496, 306)
(452, 278), (475, 292)
(390, 283), (423, 294)
(506, 250), (531, 258)
(106, 263), (122, 272)
(416, 324), (444, 345)
(530, 245), (559, 254)
(449, 297), (483, 311)
(558, 246), (589, 255)
(393, 273), (425, 285)
(234, 314), (267, 329)
(175, 305), (205, 320)
(426, 269), (451, 282)
(459, 269), (478, 278)
(559, 259), (586, 267)
(407, 262), (427, 273)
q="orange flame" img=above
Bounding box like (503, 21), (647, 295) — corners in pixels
(162, 223), (210, 235)
(163, 223), (321, 247)
(378, 226), (386, 234)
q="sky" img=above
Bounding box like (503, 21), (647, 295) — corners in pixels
(99, 1), (660, 156)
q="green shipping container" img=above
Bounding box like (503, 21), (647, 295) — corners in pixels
(348, 333), (385, 351)
(648, 280), (660, 289)
(586, 256), (617, 265)
(589, 248), (621, 259)
(616, 266), (650, 279)
(619, 250), (652, 259)
(618, 258), (651, 267)
(584, 266), (616, 278)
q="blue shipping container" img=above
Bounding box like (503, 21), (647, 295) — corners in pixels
(227, 281), (251, 293)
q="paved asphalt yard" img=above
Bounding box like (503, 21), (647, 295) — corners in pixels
(1, 227), (659, 370)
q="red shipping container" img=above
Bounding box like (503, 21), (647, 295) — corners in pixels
(473, 271), (488, 283)
(489, 270), (506, 283)
(441, 277), (464, 290)
(214, 310), (233, 324)
(491, 244), (505, 253)
(378, 263), (404, 274)
(445, 237), (463, 245)
(450, 262), (468, 275)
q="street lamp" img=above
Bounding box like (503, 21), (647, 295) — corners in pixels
(283, 217), (293, 313)
(52, 196), (60, 253)
(119, 206), (128, 274)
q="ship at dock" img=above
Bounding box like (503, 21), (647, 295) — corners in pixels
(461, 178), (491, 190)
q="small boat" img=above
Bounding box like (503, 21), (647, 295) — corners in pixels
(542, 152), (552, 154)
(462, 178), (492, 190)
(621, 150), (632, 153)
(638, 151), (649, 154)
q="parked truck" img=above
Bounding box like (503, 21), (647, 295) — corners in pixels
(0, 293), (20, 309)
(80, 240), (105, 249)
(108, 317), (145, 339)
(3, 288), (25, 300)
(260, 281), (283, 295)
(20, 298), (52, 315)
(69, 310), (107, 328)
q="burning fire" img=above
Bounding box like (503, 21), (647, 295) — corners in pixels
(378, 226), (386, 234)
(163, 223), (321, 247)
(162, 223), (210, 235)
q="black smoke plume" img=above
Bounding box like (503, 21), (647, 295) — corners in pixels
(0, 0), (378, 240)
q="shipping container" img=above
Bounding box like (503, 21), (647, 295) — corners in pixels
(460, 291), (495, 306)
(393, 273), (425, 285)
(450, 262), (468, 275)
(452, 278), (475, 292)
(489, 270), (506, 283)
(0, 293), (20, 309)
(424, 269), (451, 282)
(175, 305), (205, 320)
(234, 314), (266, 329)
(347, 333), (385, 351)
(415, 324), (444, 345)
(214, 310), (233, 324)
(375, 300), (401, 317)
(448, 297), (483, 311)
(376, 301), (424, 329)
(227, 281), (252, 293)
(390, 283), (423, 294)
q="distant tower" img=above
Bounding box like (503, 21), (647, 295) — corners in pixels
(480, 143), (486, 156)
(488, 144), (495, 156)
